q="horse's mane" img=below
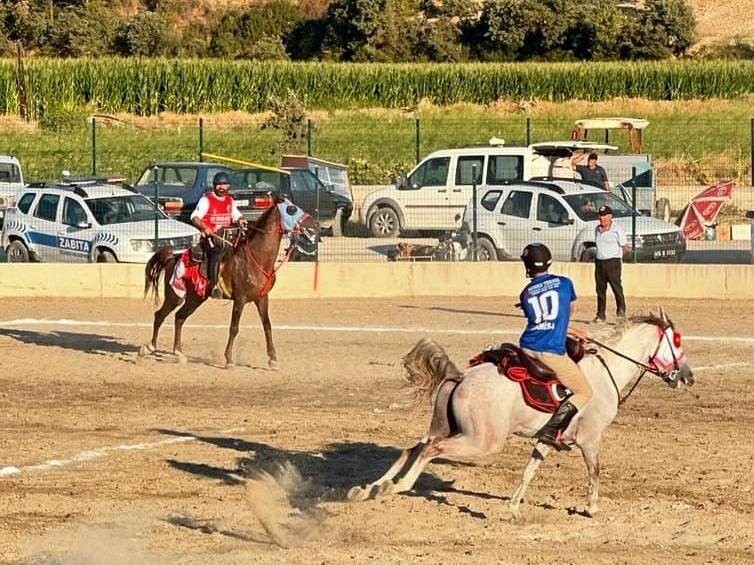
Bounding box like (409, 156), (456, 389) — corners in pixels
(245, 195), (284, 241)
(592, 312), (672, 347)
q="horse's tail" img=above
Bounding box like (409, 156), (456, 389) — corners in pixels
(402, 338), (463, 409)
(144, 247), (176, 300)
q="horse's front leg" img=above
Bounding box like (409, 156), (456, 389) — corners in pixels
(224, 299), (246, 368)
(255, 294), (277, 370)
(173, 291), (205, 364)
(508, 443), (552, 519)
(578, 439), (601, 516)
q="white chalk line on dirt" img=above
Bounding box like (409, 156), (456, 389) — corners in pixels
(0, 427), (244, 480)
(2, 317), (754, 344)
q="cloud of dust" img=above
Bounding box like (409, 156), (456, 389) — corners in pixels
(20, 515), (164, 565)
(244, 460), (330, 549)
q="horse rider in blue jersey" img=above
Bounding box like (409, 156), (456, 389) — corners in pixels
(519, 243), (592, 451)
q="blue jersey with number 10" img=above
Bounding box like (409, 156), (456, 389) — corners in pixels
(519, 274), (576, 355)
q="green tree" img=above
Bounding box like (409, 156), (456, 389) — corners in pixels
(622, 0), (696, 59)
(209, 1), (301, 59)
(113, 11), (168, 56)
(321, 0), (421, 62)
(43, 2), (117, 57)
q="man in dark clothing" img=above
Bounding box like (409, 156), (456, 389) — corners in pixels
(572, 152), (609, 190)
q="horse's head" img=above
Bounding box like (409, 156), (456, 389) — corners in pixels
(641, 307), (694, 388)
(273, 197), (319, 255)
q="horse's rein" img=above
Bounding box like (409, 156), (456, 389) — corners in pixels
(586, 325), (680, 406)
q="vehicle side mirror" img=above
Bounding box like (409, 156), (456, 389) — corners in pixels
(454, 213), (462, 222)
(395, 174), (408, 190)
(76, 220), (91, 229)
(746, 211), (754, 220)
(566, 216), (575, 225)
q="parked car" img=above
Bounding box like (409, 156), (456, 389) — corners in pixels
(360, 140), (616, 238)
(132, 161), (232, 223)
(462, 179), (685, 263)
(2, 180), (199, 263)
(0, 155), (26, 228)
(229, 165), (353, 234)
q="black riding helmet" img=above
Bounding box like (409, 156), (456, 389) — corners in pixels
(521, 243), (552, 278)
(213, 171), (231, 187)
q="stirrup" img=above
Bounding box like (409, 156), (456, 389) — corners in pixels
(210, 286), (223, 299)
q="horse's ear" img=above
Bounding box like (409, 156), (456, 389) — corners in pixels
(659, 306), (668, 323)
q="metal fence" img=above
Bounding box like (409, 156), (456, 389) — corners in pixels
(1, 114), (753, 265)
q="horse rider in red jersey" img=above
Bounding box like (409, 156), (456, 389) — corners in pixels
(190, 171), (248, 298)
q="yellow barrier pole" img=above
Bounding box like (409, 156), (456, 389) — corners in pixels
(201, 152), (288, 174)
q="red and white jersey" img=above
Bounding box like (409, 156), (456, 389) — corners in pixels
(190, 192), (243, 231)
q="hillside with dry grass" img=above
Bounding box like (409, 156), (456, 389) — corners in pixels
(688, 0), (754, 45)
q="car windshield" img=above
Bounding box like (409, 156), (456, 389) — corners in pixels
(563, 192), (634, 221)
(86, 195), (166, 225)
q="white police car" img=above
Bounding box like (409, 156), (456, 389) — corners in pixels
(1, 181), (199, 263)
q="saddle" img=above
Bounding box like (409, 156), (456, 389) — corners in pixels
(468, 338), (586, 413)
(188, 228), (243, 277)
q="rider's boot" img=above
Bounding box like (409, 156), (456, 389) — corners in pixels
(534, 400), (578, 451)
(209, 253), (223, 299)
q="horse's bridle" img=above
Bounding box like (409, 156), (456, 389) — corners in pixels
(589, 323), (683, 406)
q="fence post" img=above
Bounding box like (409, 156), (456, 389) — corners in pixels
(415, 116), (421, 163)
(198, 117), (204, 162)
(153, 166), (159, 252)
(750, 117), (753, 187)
(631, 166), (637, 264)
(472, 164), (478, 262)
(91, 117), (97, 176)
(526, 116), (531, 146)
(307, 119), (313, 156)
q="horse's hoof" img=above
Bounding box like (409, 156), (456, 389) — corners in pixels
(346, 486), (368, 502)
(268, 359), (279, 371)
(586, 506), (599, 517)
(175, 352), (188, 365)
(376, 481), (395, 498)
(138, 344), (155, 357)
(508, 507), (523, 522)
(224, 362), (235, 370)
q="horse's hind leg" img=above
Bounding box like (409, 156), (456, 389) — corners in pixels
(348, 380), (460, 502)
(346, 440), (426, 502)
(140, 290), (182, 356)
(508, 443), (552, 519)
(387, 433), (494, 496)
(173, 292), (206, 364)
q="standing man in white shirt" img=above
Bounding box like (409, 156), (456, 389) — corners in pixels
(593, 205), (630, 323)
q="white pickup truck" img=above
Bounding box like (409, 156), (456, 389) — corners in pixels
(0, 155), (26, 227)
(360, 140), (661, 238)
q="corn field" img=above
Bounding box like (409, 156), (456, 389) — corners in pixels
(1, 58), (754, 117)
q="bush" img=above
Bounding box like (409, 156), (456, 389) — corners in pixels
(39, 102), (91, 133)
(261, 90), (308, 154)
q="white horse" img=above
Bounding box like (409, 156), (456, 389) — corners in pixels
(348, 309), (694, 517)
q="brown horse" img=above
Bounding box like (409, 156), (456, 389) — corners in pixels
(139, 197), (318, 369)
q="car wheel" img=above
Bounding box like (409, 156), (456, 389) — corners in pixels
(474, 237), (498, 261)
(369, 207), (400, 238)
(96, 249), (118, 263)
(6, 240), (30, 262)
(654, 198), (671, 223)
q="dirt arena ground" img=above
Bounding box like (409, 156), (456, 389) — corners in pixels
(0, 295), (753, 564)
